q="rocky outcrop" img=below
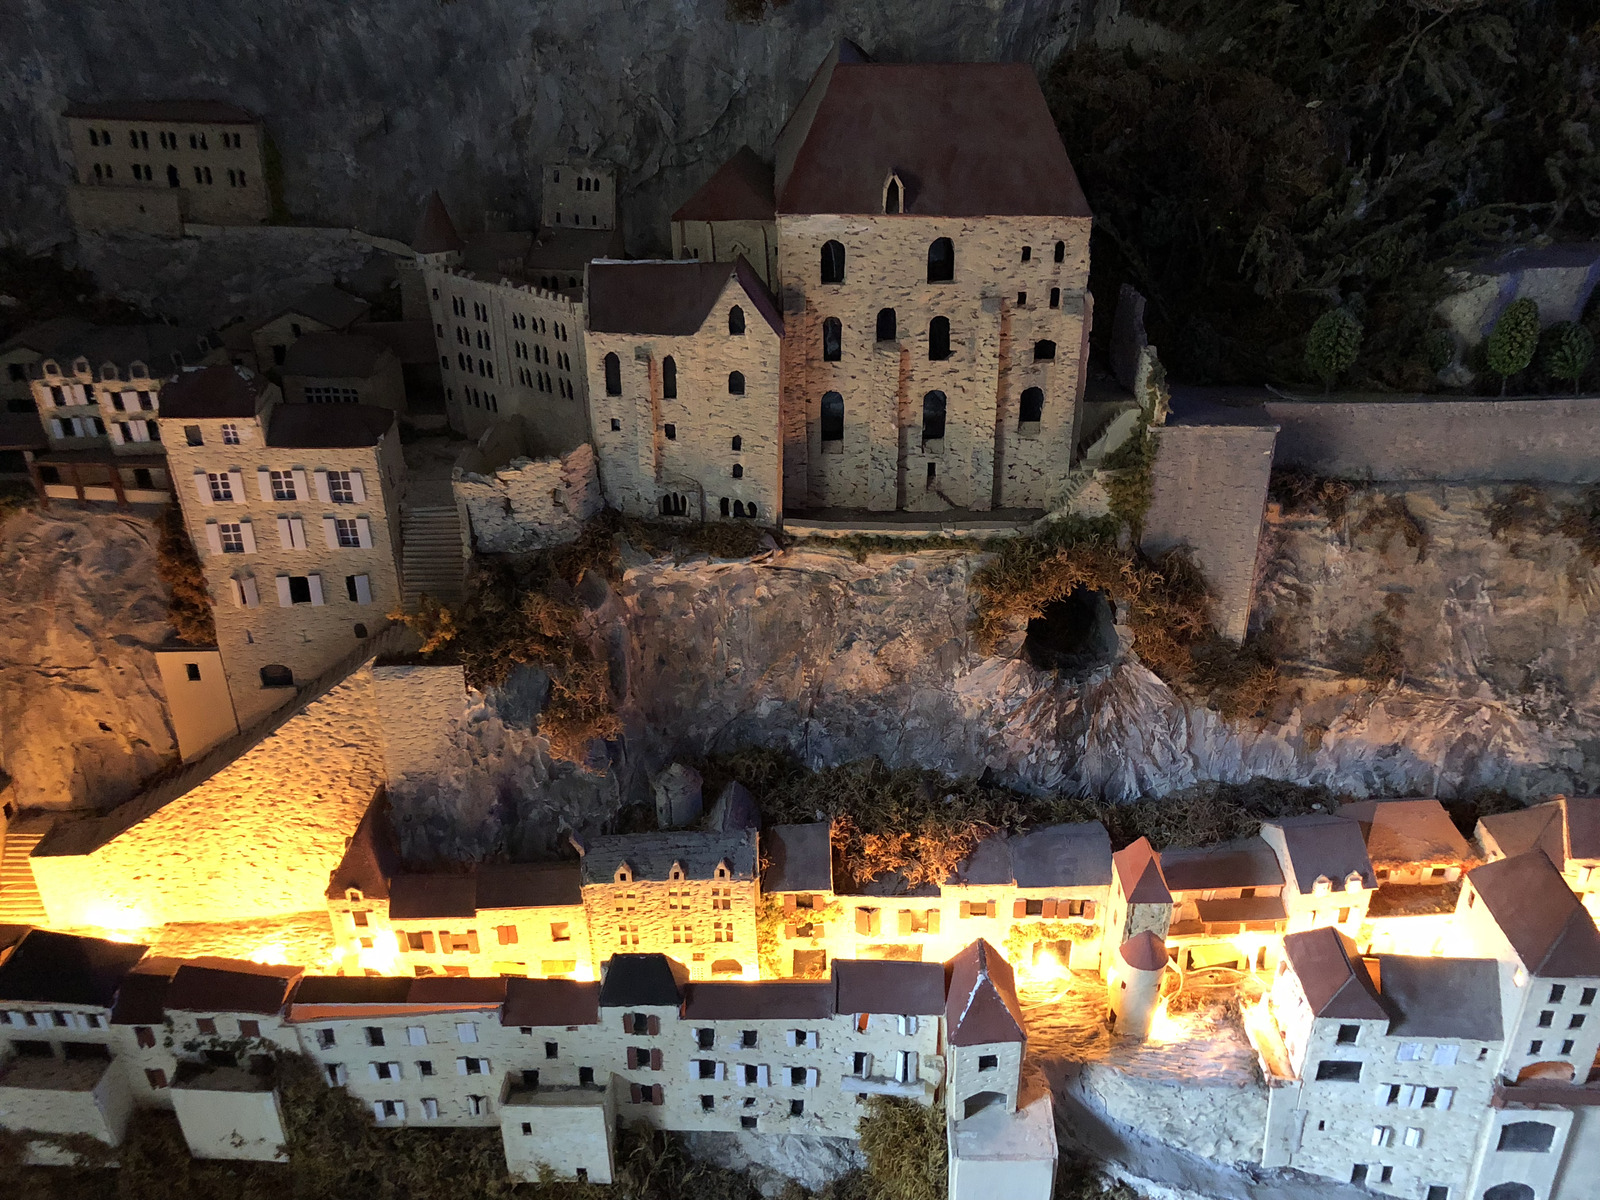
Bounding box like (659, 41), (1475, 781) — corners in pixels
(679, 1130), (866, 1198)
(0, 509), (177, 811)
(1, 0), (1101, 255)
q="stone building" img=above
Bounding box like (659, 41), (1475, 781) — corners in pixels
(586, 259), (784, 523)
(671, 146), (780, 291)
(540, 162), (617, 233)
(1259, 815), (1377, 936)
(1098, 837), (1172, 972)
(772, 50), (1092, 514)
(281, 331), (406, 412)
(250, 284), (371, 374)
(1, 317), (91, 413)
(1160, 836), (1289, 972)
(62, 100), (271, 234)
(761, 822), (837, 979)
(1477, 795), (1600, 915)
(158, 364), (406, 728)
(579, 830), (759, 982)
(24, 323), (223, 507)
(417, 191), (607, 445)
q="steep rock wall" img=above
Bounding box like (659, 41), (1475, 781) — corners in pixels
(1, 0), (1095, 254)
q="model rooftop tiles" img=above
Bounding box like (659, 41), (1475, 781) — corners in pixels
(1337, 798), (1473, 867)
(0, 929), (147, 1007)
(585, 258), (782, 338)
(412, 190), (465, 255)
(682, 981), (835, 1021)
(777, 63), (1091, 218)
(1265, 814), (1377, 893)
(581, 828), (757, 885)
(762, 823), (834, 894)
(282, 331), (390, 379)
(1376, 955), (1503, 1041)
(64, 99), (258, 124)
(1282, 926), (1386, 1021)
(501, 978), (601, 1027)
(945, 938), (1025, 1046)
(598, 954), (687, 1008)
(269, 283), (370, 331)
(164, 958), (304, 1014)
(1159, 836), (1285, 892)
(265, 402), (395, 448)
(1112, 837), (1172, 904)
(671, 146), (776, 222)
(956, 821), (1112, 888)
(832, 959), (945, 1016)
(157, 364), (268, 419)
(1468, 851), (1600, 977)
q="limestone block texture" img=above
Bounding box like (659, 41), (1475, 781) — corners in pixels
(31, 664), (384, 927)
(454, 442), (601, 554)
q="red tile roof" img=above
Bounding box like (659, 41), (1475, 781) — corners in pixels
(412, 191), (465, 255)
(1468, 852), (1600, 978)
(672, 147), (775, 223)
(165, 959), (304, 1015)
(158, 365), (267, 420)
(1113, 837), (1172, 904)
(945, 939), (1025, 1046)
(1281, 927), (1386, 1021)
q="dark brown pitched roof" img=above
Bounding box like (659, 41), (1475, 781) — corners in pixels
(388, 873), (477, 920)
(1378, 955), (1502, 1041)
(1266, 815), (1377, 894)
(945, 939), (1025, 1046)
(582, 828), (757, 885)
(1337, 799), (1473, 868)
(0, 316), (93, 357)
(157, 365), (267, 419)
(109, 970), (172, 1025)
(265, 402), (394, 449)
(833, 959), (945, 1016)
(683, 981), (835, 1021)
(408, 977), (506, 1006)
(1562, 796), (1600, 860)
(283, 331), (391, 379)
(672, 147), (776, 222)
(598, 954), (687, 1008)
(360, 320), (438, 365)
(1281, 927), (1386, 1021)
(586, 259), (782, 338)
(778, 63), (1090, 218)
(325, 792), (400, 902)
(272, 284), (369, 331)
(762, 823), (834, 894)
(960, 821), (1111, 889)
(1193, 895), (1287, 924)
(412, 190), (465, 255)
(1159, 837), (1284, 893)
(1117, 930), (1169, 973)
(0, 930), (148, 1007)
(1479, 802), (1566, 865)
(290, 976), (412, 1006)
(476, 862), (583, 909)
(64, 99), (258, 125)
(502, 978), (601, 1027)
(1468, 852), (1600, 977)
(165, 959), (303, 1015)
(1113, 837), (1172, 904)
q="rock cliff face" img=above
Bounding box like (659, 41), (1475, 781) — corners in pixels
(0, 0), (1095, 254)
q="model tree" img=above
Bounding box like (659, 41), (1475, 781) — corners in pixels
(1541, 321), (1594, 395)
(1305, 307), (1362, 393)
(1484, 297), (1540, 395)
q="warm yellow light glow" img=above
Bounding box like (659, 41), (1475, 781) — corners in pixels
(573, 961), (595, 983)
(1145, 998), (1187, 1043)
(355, 939), (399, 976)
(79, 902), (152, 936)
(246, 942), (290, 966)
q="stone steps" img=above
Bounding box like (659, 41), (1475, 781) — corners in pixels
(0, 815), (52, 925)
(401, 503), (466, 609)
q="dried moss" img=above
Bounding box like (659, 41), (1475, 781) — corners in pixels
(155, 501), (216, 645)
(1485, 485), (1556, 542)
(1268, 469), (1358, 525)
(0, 480), (37, 524)
(1101, 420), (1156, 535)
(857, 1097), (946, 1200)
(1352, 495), (1429, 563)
(1359, 594), (1409, 687)
(1556, 486), (1600, 565)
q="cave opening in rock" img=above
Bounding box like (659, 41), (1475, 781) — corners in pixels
(1023, 587), (1118, 672)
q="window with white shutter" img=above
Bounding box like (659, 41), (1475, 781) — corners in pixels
(257, 468), (273, 500)
(308, 573), (324, 606)
(227, 469), (244, 499)
(240, 521), (256, 553)
(356, 516), (372, 548)
(205, 522), (223, 553)
(275, 575), (293, 606)
(50, 418), (65, 438)
(326, 471), (355, 503)
(346, 574), (372, 604)
(349, 470), (366, 502)
(334, 518), (361, 548)
(421, 1098), (439, 1119)
(314, 469), (332, 502)
(195, 470), (214, 505)
(240, 577), (259, 608)
(456, 1023), (478, 1043)
(408, 1026), (428, 1046)
(323, 517), (340, 549)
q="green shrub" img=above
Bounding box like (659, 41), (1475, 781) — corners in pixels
(1485, 298), (1540, 394)
(1305, 308), (1363, 392)
(1541, 320), (1594, 394)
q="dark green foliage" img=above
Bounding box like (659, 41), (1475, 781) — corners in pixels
(0, 247), (148, 343)
(1541, 320), (1594, 394)
(1352, 495), (1429, 563)
(1359, 594), (1409, 687)
(1045, 3), (1600, 388)
(156, 501), (216, 645)
(1101, 421), (1156, 533)
(1305, 308), (1363, 391)
(1485, 297), (1541, 393)
(1423, 328), (1456, 375)
(856, 1097), (947, 1200)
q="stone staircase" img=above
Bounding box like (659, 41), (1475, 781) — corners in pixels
(0, 814), (52, 925)
(400, 490), (467, 609)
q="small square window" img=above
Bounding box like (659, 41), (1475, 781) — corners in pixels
(610, 418), (621, 432)
(579, 1066), (594, 1085)
(741, 1115), (758, 1130)
(1561, 1039), (1574, 1055)
(664, 423), (676, 440)
(1550, 985), (1567, 1003)
(1337, 1024), (1359, 1045)
(701, 1094), (714, 1111)
(978, 1054), (998, 1071)
(521, 1122), (533, 1135)
(1569, 1014), (1586, 1029)
(742, 1030), (757, 1048)
(185, 662), (201, 682)
(1538, 1010), (1554, 1027)
(220, 422), (240, 445)
(790, 1099), (804, 1116)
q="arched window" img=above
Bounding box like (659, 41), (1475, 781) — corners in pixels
(1019, 387), (1044, 425)
(732, 464), (743, 479)
(603, 352), (621, 395)
(720, 498), (730, 516)
(1049, 287), (1061, 309)
(732, 501), (745, 518)
(354, 623), (368, 639)
(1033, 339), (1057, 362)
(731, 436), (742, 451)
(1054, 240), (1066, 263)
(729, 306), (745, 336)
(662, 356), (677, 400)
(820, 392), (844, 443)
(822, 318), (842, 362)
(928, 317), (950, 361)
(927, 237), (954, 283)
(260, 664), (294, 689)
(1482, 1186), (1534, 1200)
(728, 371), (745, 395)
(876, 308), (897, 343)
(921, 391), (946, 443)
(744, 502), (758, 519)
(883, 173), (903, 214)
(820, 240), (845, 285)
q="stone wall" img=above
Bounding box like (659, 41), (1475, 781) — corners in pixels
(31, 663), (384, 926)
(1068, 1059), (1268, 1165)
(1263, 395), (1600, 484)
(1142, 419), (1278, 644)
(455, 440), (602, 553)
(776, 213), (1091, 512)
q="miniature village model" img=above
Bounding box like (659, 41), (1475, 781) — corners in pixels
(2, 27), (1600, 1200)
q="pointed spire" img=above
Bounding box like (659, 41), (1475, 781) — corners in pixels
(412, 190), (464, 255)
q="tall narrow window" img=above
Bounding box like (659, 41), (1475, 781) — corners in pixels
(921, 391), (946, 444)
(662, 356), (677, 400)
(729, 306), (745, 336)
(883, 174), (902, 214)
(1054, 240), (1066, 263)
(728, 371), (745, 395)
(822, 318), (842, 362)
(927, 238), (954, 283)
(928, 317), (950, 361)
(1050, 287), (1061, 309)
(1019, 387), (1044, 425)
(1033, 340), (1057, 362)
(820, 392), (844, 443)
(876, 308), (897, 343)
(604, 352), (621, 396)
(820, 241), (845, 285)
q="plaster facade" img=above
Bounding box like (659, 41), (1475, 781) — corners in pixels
(170, 1071), (288, 1161)
(453, 435), (602, 554)
(153, 648), (241, 762)
(63, 103), (270, 230)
